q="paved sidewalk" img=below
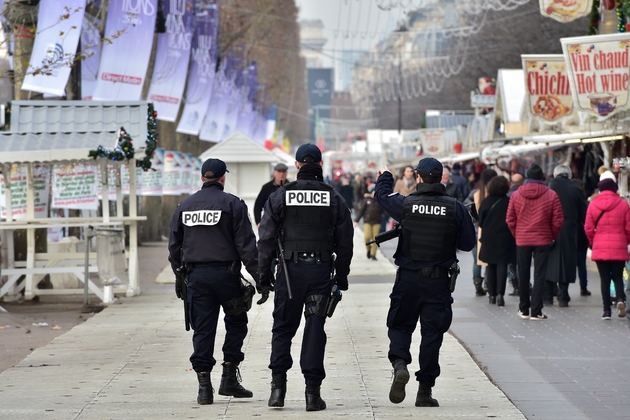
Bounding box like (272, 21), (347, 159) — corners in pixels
(0, 231), (524, 419)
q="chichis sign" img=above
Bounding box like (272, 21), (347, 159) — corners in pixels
(561, 33), (630, 119)
(419, 129), (445, 156)
(539, 0), (592, 23)
(522, 54), (573, 122)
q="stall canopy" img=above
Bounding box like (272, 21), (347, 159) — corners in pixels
(0, 100), (147, 163)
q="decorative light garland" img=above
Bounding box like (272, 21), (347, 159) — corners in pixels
(620, 0), (630, 30)
(88, 103), (159, 171)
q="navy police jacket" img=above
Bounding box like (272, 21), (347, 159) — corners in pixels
(168, 182), (259, 281)
(258, 178), (354, 279)
(374, 171), (475, 270)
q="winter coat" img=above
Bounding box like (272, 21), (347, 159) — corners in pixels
(584, 191), (630, 262)
(545, 176), (587, 283)
(354, 194), (384, 225)
(506, 180), (564, 247)
(394, 178), (417, 196)
(478, 194), (516, 265)
(444, 181), (464, 202)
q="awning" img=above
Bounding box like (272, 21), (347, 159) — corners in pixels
(440, 151), (480, 164)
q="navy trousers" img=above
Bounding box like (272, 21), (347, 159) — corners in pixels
(387, 267), (453, 388)
(269, 259), (332, 386)
(186, 266), (247, 373)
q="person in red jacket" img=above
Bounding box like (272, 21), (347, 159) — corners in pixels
(506, 163), (563, 320)
(584, 178), (630, 320)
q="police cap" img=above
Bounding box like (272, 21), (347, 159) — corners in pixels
(201, 158), (229, 178)
(414, 157), (442, 179)
(295, 143), (322, 163)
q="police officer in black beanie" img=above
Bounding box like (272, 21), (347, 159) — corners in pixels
(168, 158), (259, 405)
(374, 158), (475, 407)
(257, 143), (354, 411)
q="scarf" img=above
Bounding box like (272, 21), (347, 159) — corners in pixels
(296, 164), (324, 182)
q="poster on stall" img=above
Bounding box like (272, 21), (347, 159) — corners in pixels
(190, 157), (202, 193)
(163, 151), (183, 195)
(51, 163), (98, 210)
(122, 165), (143, 196)
(141, 148), (164, 196)
(0, 164), (50, 219)
(522, 54), (573, 122)
(92, 0), (157, 100)
(21, 0), (87, 96)
(419, 129), (445, 156)
(176, 4), (219, 135)
(179, 153), (193, 195)
(539, 0), (592, 23)
(146, 0), (194, 121)
(561, 33), (630, 120)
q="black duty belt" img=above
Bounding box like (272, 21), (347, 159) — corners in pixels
(297, 252), (318, 263)
(420, 265), (449, 279)
(192, 261), (234, 268)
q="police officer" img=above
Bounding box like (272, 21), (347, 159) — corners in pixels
(168, 158), (259, 405)
(257, 143), (354, 411)
(374, 157), (475, 407)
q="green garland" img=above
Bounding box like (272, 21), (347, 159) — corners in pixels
(138, 103), (159, 171)
(88, 127), (135, 161)
(87, 103), (159, 171)
(618, 0), (628, 31)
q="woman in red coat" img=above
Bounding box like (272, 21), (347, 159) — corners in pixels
(584, 178), (630, 320)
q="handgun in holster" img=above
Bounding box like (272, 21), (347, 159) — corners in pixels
(176, 264), (191, 331)
(448, 261), (460, 293)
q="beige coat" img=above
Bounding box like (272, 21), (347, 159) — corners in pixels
(394, 178), (417, 197)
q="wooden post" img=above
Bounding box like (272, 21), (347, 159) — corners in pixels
(127, 159), (139, 297)
(100, 159), (110, 223)
(24, 164), (35, 300)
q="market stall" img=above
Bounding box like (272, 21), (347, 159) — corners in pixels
(0, 101), (149, 302)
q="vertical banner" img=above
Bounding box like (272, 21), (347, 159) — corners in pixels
(80, 16), (102, 100)
(163, 151), (182, 195)
(92, 0), (157, 100)
(22, 0), (87, 96)
(147, 0), (194, 122)
(561, 33), (630, 119)
(522, 54), (573, 122)
(176, 3), (219, 135)
(51, 163), (99, 210)
(0, 165), (50, 219)
(307, 68), (333, 141)
(540, 0), (592, 23)
(141, 148), (164, 196)
(419, 129), (445, 156)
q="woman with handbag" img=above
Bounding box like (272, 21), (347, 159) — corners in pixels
(478, 176), (516, 306)
(584, 178), (630, 320)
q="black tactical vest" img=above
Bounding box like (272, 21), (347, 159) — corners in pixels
(397, 191), (458, 262)
(281, 181), (334, 260)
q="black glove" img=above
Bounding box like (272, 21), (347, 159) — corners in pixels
(257, 270), (275, 295)
(175, 275), (184, 299)
(334, 275), (349, 291)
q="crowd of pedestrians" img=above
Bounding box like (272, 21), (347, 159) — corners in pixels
(329, 159), (629, 322)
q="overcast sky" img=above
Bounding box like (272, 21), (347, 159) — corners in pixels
(296, 0), (399, 68)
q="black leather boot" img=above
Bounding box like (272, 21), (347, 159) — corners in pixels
(473, 277), (486, 296)
(389, 359), (409, 404)
(415, 383), (439, 407)
(196, 371), (213, 405)
(218, 362), (253, 398)
(268, 373), (287, 407)
(497, 295), (505, 307)
(305, 385), (326, 411)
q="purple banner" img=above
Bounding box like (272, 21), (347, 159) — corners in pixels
(22, 0), (86, 96)
(147, 0), (194, 122)
(81, 16), (101, 100)
(92, 0), (157, 100)
(176, 2), (219, 135)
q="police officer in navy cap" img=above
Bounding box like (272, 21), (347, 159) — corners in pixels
(374, 157), (475, 407)
(257, 143), (354, 411)
(168, 158), (260, 405)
